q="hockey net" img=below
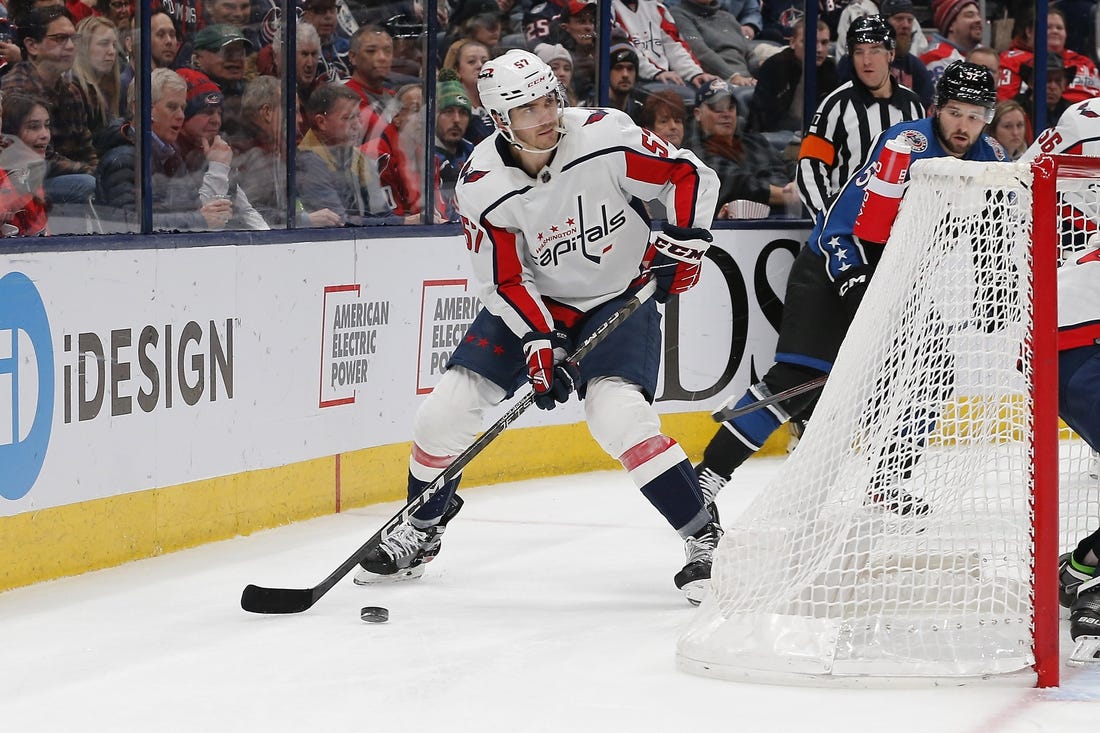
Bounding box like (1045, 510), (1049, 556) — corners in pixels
(678, 156), (1100, 688)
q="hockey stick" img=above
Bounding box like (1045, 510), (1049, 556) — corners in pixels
(710, 374), (828, 423)
(241, 279), (657, 614)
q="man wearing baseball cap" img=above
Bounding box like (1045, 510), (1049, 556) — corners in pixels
(688, 78), (797, 215)
(434, 73), (474, 222)
(191, 24), (254, 137)
(920, 0), (984, 82)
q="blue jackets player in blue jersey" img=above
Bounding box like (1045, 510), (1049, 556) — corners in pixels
(692, 60), (1006, 513)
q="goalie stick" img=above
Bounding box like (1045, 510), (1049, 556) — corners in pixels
(710, 374), (828, 423)
(241, 280), (657, 614)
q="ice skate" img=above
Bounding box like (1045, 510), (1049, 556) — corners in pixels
(674, 521), (723, 606)
(865, 485), (931, 517)
(1071, 576), (1100, 641)
(354, 495), (463, 585)
(1062, 552), (1098, 609)
(353, 522), (444, 584)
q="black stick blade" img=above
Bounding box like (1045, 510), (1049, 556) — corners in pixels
(241, 584), (317, 614)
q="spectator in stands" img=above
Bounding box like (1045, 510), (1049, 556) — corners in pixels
(613, 0), (719, 105)
(522, 0), (567, 47)
(987, 98), (1030, 160)
(998, 7), (1100, 105)
(302, 0), (350, 82)
(150, 10), (180, 69)
(688, 78), (797, 216)
(297, 83), (395, 225)
(966, 46), (999, 76)
(2, 5), (97, 207)
(0, 94), (51, 236)
(364, 82), (430, 221)
(606, 40), (646, 120)
(447, 0), (503, 56)
(231, 74), (343, 227)
(259, 20), (323, 119)
(669, 0), (755, 88)
(191, 24), (252, 134)
(152, 0), (201, 66)
(72, 16), (122, 145)
(205, 0), (263, 51)
(115, 68), (235, 231)
(758, 0), (802, 43)
(94, 0), (132, 33)
(549, 1), (598, 104)
(174, 68), (268, 229)
(639, 88), (688, 147)
(1015, 52), (1075, 129)
(835, 0), (928, 61)
(344, 24), (396, 117)
(434, 72), (474, 222)
(382, 11), (425, 81)
(749, 19), (837, 134)
(442, 38), (493, 144)
(921, 0), (984, 82)
(534, 42), (588, 106)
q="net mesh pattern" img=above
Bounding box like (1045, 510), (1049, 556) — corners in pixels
(678, 159), (1099, 684)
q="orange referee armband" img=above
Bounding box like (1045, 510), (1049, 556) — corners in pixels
(798, 134), (836, 166)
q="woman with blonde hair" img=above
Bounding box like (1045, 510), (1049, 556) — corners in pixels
(986, 99), (1031, 161)
(72, 16), (123, 143)
(442, 38), (492, 144)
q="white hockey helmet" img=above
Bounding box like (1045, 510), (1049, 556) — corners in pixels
(477, 49), (567, 151)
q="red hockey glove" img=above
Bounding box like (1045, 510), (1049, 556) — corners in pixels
(522, 330), (580, 410)
(647, 224), (712, 303)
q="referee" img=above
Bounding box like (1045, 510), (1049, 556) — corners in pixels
(796, 15), (925, 218)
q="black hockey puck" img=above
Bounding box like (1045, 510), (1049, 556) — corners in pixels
(360, 606), (389, 623)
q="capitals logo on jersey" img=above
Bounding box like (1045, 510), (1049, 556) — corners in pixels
(461, 166), (490, 184)
(533, 194), (627, 267)
(1079, 105), (1100, 119)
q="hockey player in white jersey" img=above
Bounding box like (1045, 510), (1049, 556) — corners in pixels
(1051, 239), (1100, 657)
(1022, 96), (1100, 159)
(353, 49), (722, 604)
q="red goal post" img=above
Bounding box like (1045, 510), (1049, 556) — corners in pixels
(677, 155), (1100, 689)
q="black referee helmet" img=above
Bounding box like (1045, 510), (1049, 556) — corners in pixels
(847, 14), (896, 52)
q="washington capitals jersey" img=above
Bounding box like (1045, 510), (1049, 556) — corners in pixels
(1023, 97), (1100, 158)
(455, 106), (718, 338)
(1059, 246), (1100, 350)
(809, 116), (1006, 284)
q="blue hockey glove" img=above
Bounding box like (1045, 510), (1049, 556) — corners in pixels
(647, 224), (712, 303)
(522, 330), (580, 410)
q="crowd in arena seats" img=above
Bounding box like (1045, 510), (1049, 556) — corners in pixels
(0, 0), (1095, 237)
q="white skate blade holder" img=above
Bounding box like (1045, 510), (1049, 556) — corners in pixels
(1069, 636), (1100, 666)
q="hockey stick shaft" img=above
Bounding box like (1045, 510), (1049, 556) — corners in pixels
(241, 280), (657, 614)
(710, 374), (828, 423)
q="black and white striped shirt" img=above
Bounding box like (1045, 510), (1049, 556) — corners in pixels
(796, 79), (925, 217)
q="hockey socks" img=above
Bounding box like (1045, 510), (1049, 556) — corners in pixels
(699, 427), (755, 482)
(620, 435), (711, 536)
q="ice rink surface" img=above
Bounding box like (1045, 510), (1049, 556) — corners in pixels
(4, 456), (1100, 732)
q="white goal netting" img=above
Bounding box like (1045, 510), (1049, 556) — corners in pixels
(678, 158), (1100, 687)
